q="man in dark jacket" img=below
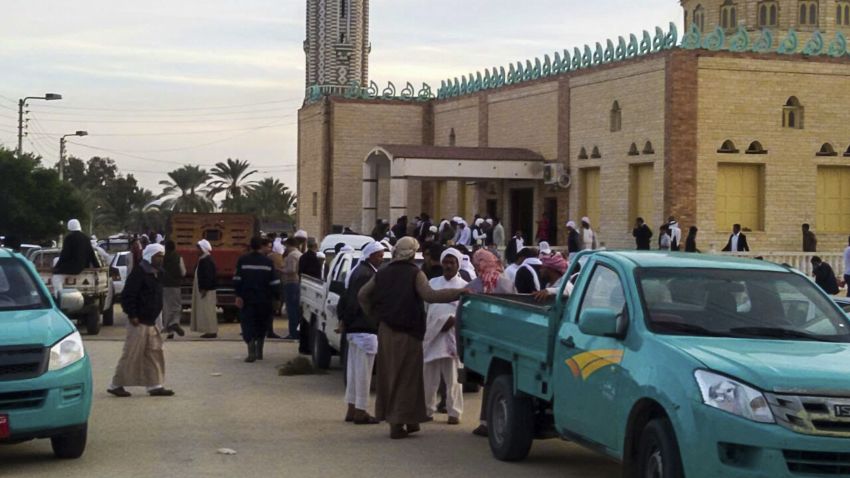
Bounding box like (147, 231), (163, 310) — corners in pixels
(234, 237), (281, 363)
(812, 256), (840, 295)
(108, 244), (174, 398)
(802, 223), (818, 252)
(52, 219), (101, 297)
(298, 237), (322, 280)
(633, 217), (653, 250)
(722, 224), (750, 252)
(340, 241), (384, 424)
(566, 221), (581, 259)
(161, 241), (186, 339)
(514, 247), (543, 294)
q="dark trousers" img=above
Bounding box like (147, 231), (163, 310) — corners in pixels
(240, 302), (273, 344)
(845, 275), (850, 297)
(284, 283), (301, 338)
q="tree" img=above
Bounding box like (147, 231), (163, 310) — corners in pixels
(0, 147), (85, 242)
(243, 177), (297, 223)
(207, 158), (258, 212)
(159, 165), (215, 213)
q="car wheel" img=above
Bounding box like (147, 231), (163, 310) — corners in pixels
(311, 321), (332, 369)
(636, 418), (684, 478)
(51, 423), (87, 459)
(487, 374), (534, 462)
(85, 307), (101, 336)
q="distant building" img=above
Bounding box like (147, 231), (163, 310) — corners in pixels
(299, 0), (850, 251)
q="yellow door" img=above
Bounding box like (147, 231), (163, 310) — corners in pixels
(716, 164), (763, 231)
(630, 164), (655, 224)
(581, 168), (600, 227)
(817, 167), (850, 233)
(434, 181), (446, 219)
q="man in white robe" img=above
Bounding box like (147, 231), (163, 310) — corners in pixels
(423, 248), (468, 424)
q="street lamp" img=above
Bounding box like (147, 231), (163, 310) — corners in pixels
(17, 93), (63, 159)
(59, 131), (88, 181)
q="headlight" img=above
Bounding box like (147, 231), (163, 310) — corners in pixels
(48, 332), (86, 371)
(694, 370), (774, 423)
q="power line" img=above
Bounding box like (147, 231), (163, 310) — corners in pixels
(25, 120), (293, 137)
(25, 97), (303, 113)
(27, 105), (295, 119)
(32, 113), (295, 124)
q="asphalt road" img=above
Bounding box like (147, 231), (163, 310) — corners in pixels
(2, 320), (621, 477)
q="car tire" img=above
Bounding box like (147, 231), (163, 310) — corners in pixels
(487, 374), (534, 462)
(85, 307), (101, 336)
(311, 321), (332, 370)
(636, 418), (684, 478)
(51, 423), (87, 459)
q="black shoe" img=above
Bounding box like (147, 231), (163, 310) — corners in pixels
(148, 388), (175, 397)
(282, 334), (299, 340)
(472, 424), (488, 437)
(171, 325), (186, 337)
(245, 341), (257, 363)
(256, 337), (265, 360)
(200, 333), (217, 339)
(267, 332), (282, 339)
(107, 387), (131, 397)
(167, 333), (175, 340)
(405, 424), (421, 434)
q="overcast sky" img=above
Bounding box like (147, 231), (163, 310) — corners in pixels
(0, 0), (682, 195)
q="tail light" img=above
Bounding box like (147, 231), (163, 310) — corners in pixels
(110, 267), (121, 281)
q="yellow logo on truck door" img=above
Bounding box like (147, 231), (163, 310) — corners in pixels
(566, 350), (624, 380)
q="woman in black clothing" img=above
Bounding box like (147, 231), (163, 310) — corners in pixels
(685, 226), (700, 253)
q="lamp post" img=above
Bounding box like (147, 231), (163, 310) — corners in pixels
(17, 93), (62, 159)
(59, 131), (88, 181)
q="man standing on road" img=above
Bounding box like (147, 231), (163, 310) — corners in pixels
(803, 223), (818, 252)
(107, 244), (174, 398)
(235, 237), (281, 363)
(358, 237), (467, 439)
(161, 241), (186, 340)
(722, 224), (750, 252)
(53, 219), (100, 298)
(190, 240), (218, 339)
(340, 241), (384, 425)
(633, 217), (653, 250)
(423, 248), (467, 425)
(282, 237), (303, 343)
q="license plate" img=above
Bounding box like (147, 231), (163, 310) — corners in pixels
(835, 405), (850, 418)
(0, 415), (9, 439)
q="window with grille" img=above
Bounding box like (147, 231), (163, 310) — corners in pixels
(721, 1), (738, 29)
(783, 97), (804, 129)
(838, 1), (850, 25)
(693, 4), (706, 32)
(799, 0), (819, 26)
(758, 1), (779, 27)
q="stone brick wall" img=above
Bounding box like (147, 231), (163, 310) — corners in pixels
(297, 102), (327, 237)
(695, 52), (850, 253)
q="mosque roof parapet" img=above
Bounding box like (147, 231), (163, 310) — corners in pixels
(680, 23), (848, 57)
(304, 80), (435, 104)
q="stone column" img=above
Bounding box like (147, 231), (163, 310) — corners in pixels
(362, 162), (378, 232)
(389, 177), (409, 223)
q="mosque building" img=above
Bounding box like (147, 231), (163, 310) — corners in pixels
(298, 0), (850, 251)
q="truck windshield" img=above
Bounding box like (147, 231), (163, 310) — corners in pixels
(638, 268), (850, 342)
(0, 258), (50, 311)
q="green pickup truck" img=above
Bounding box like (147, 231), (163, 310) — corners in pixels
(460, 251), (850, 478)
(0, 248), (93, 459)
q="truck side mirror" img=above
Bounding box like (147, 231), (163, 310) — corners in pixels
(579, 308), (622, 338)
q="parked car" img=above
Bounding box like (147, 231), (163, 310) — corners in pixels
(0, 248), (93, 459)
(28, 249), (109, 335)
(109, 251), (131, 297)
(97, 238), (130, 256)
(19, 244), (42, 260)
(460, 251), (850, 477)
(833, 296), (850, 313)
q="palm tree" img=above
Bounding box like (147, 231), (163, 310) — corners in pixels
(159, 165), (215, 213)
(244, 177), (297, 223)
(207, 158), (258, 212)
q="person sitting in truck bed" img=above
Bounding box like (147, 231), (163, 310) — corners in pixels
(52, 219), (101, 297)
(468, 249), (514, 294)
(298, 237), (322, 280)
(514, 247), (543, 294)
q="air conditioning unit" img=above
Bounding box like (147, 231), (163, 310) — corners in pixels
(543, 163), (570, 188)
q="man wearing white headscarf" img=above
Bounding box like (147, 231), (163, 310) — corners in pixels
(423, 248), (467, 424)
(53, 219), (101, 297)
(454, 219), (472, 246)
(108, 244), (174, 397)
(191, 239), (218, 338)
(460, 255), (477, 281)
(581, 217), (598, 250)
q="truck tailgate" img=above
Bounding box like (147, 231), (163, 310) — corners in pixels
(300, 275), (326, 313)
(460, 295), (554, 400)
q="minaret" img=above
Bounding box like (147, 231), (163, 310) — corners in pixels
(304, 0), (370, 94)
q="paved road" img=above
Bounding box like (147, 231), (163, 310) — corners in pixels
(2, 322), (620, 477)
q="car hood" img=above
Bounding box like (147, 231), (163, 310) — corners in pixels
(664, 336), (850, 394)
(0, 309), (75, 347)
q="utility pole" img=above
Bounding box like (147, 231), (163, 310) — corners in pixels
(59, 131), (88, 181)
(16, 93), (63, 159)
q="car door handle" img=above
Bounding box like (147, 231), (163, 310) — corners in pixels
(560, 336), (575, 348)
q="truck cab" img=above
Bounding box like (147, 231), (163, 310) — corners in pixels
(460, 251), (850, 477)
(0, 249), (93, 459)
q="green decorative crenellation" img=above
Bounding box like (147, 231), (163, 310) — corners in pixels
(703, 27), (725, 51)
(400, 82), (415, 99)
(828, 31), (848, 57)
(417, 83), (434, 100)
(640, 31), (652, 55)
(582, 45), (593, 68)
(664, 23), (678, 48)
(778, 29), (799, 54)
(561, 49), (571, 71)
(627, 33), (639, 57)
(653, 27), (665, 52)
(681, 23), (701, 49)
(552, 52), (562, 74)
(593, 42), (604, 65)
(381, 81), (396, 99)
(605, 39), (616, 63)
(728, 25), (750, 52)
(542, 54), (552, 77)
(752, 28), (774, 52)
(367, 81), (380, 97)
(616, 36), (627, 60)
(572, 47), (582, 70)
(802, 30), (824, 56)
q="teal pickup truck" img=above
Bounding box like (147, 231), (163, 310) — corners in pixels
(460, 251), (850, 478)
(0, 248), (93, 459)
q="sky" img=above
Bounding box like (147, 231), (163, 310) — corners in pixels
(0, 0), (683, 196)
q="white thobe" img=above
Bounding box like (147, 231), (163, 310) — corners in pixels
(423, 275), (468, 419)
(457, 226), (472, 246)
(505, 263), (520, 282)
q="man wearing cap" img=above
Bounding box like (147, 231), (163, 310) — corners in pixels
(235, 237), (281, 363)
(108, 244), (174, 397)
(53, 218), (101, 298)
(340, 241), (385, 425)
(538, 241), (554, 258)
(423, 248), (467, 425)
(190, 239), (218, 339)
